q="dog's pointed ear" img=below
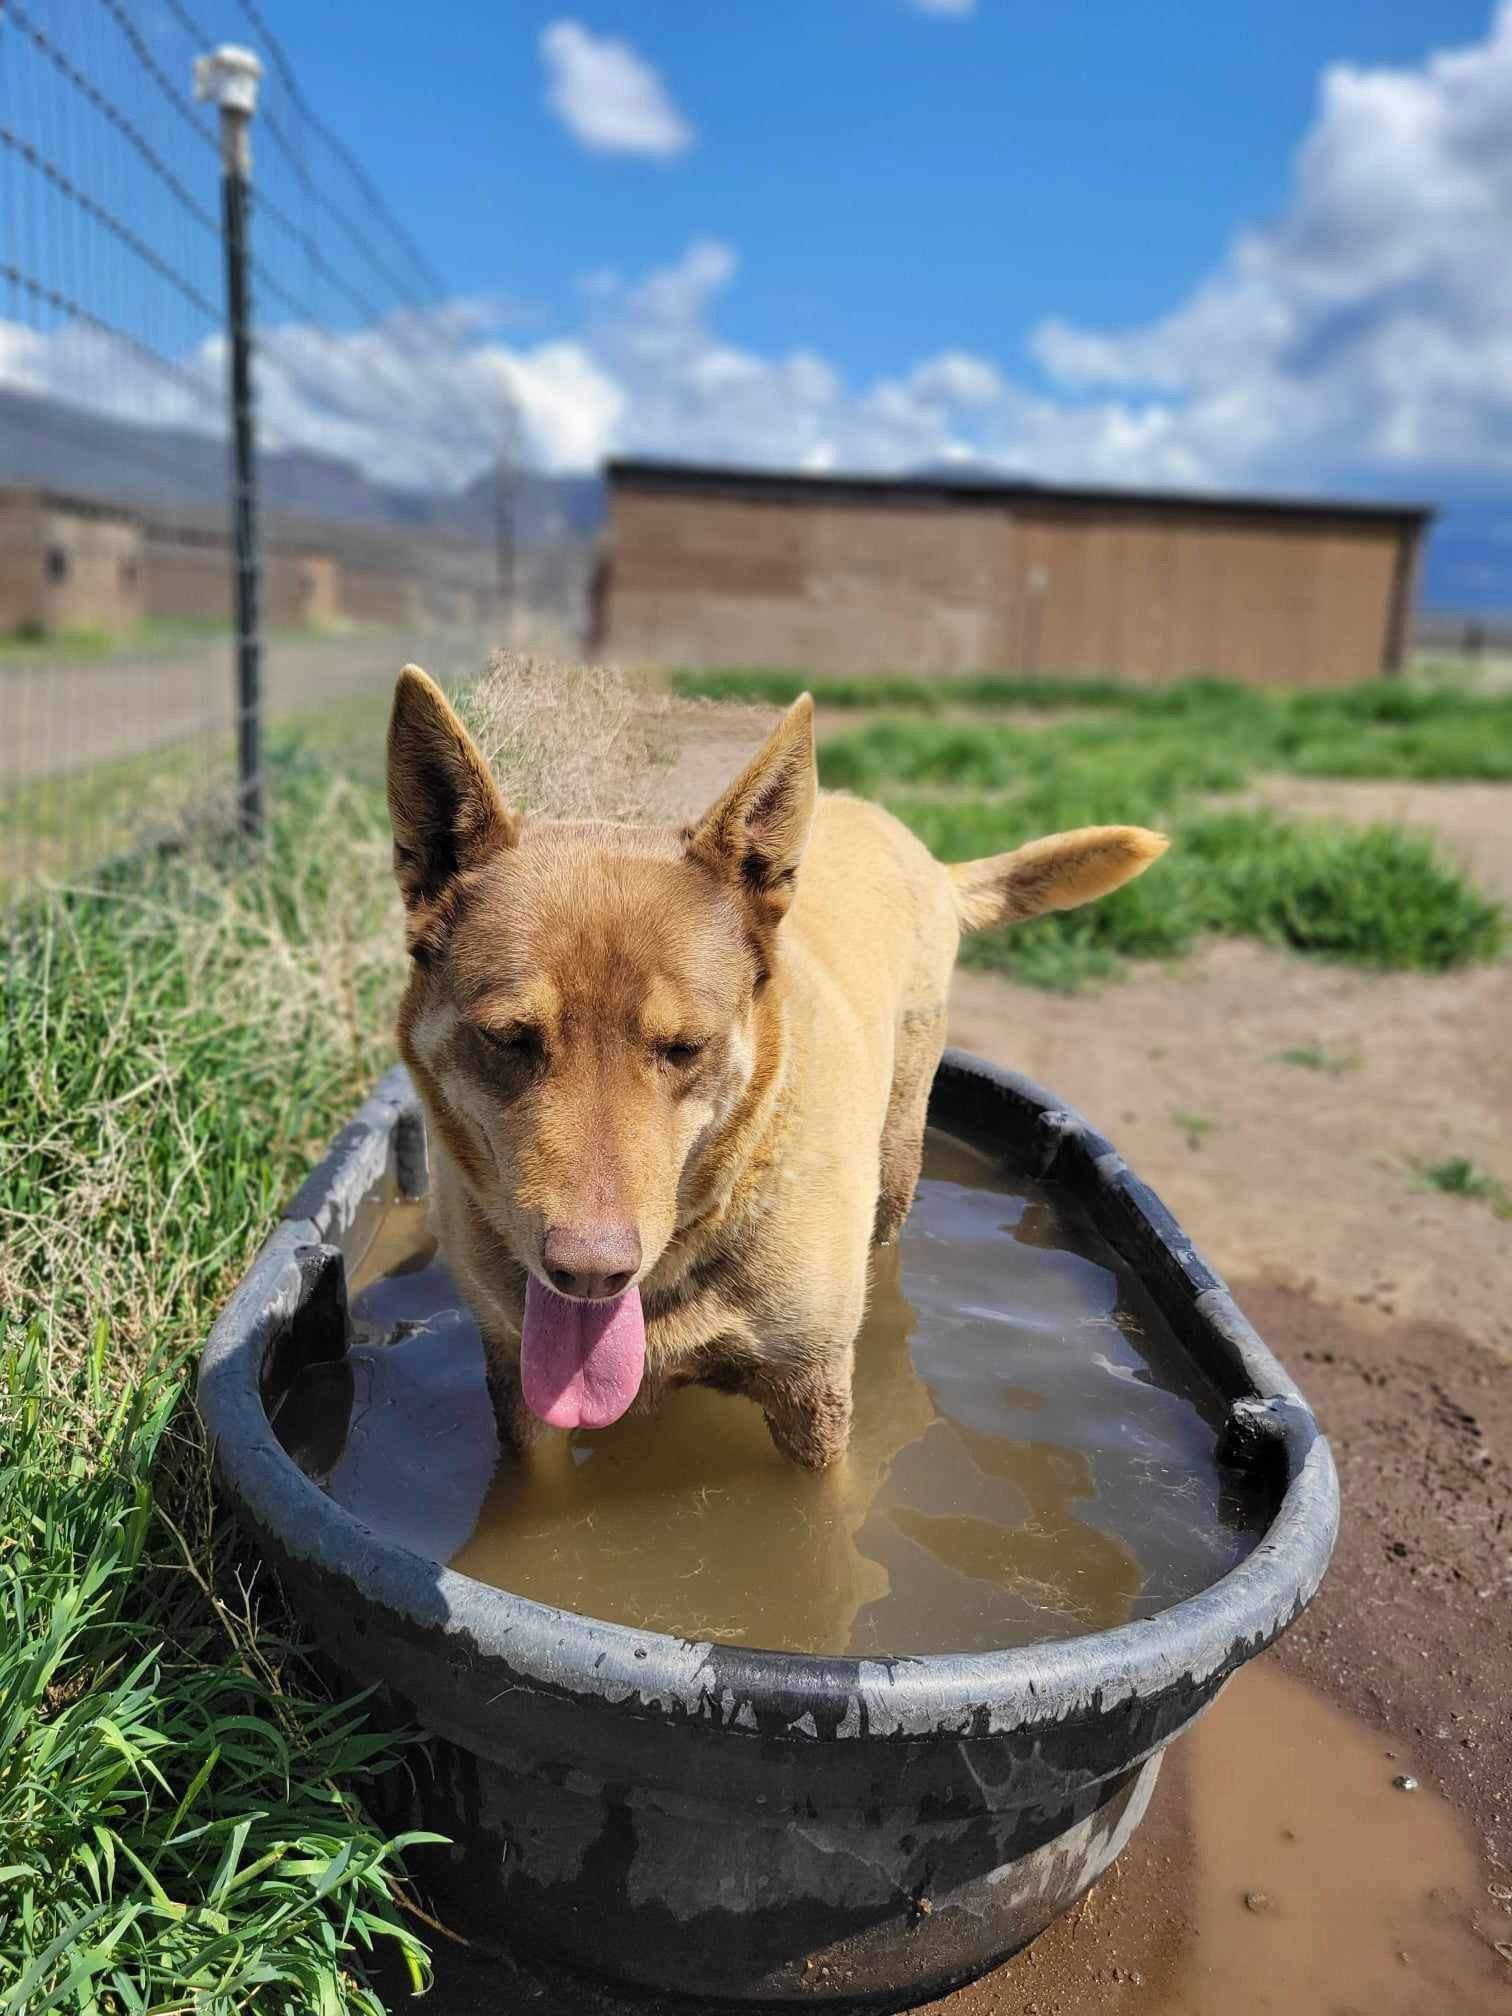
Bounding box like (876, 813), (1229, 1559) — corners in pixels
(685, 695), (816, 924)
(387, 664), (518, 920)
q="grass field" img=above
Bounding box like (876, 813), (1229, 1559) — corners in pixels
(0, 620), (338, 666)
(675, 669), (1510, 988)
(0, 722), (434, 2014)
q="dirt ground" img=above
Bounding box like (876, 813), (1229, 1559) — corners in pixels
(946, 766), (1512, 2007)
(371, 716), (1512, 2012)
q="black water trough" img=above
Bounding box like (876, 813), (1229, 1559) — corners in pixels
(197, 1053), (1337, 2008)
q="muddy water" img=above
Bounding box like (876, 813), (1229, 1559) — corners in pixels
(946, 1656), (1508, 2016)
(273, 1132), (1265, 1655)
(1164, 1660), (1509, 2016)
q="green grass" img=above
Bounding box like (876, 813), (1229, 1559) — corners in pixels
(0, 621), (233, 666)
(1272, 1043), (1362, 1074)
(1415, 1156), (1512, 1216)
(1171, 1110), (1218, 1147)
(813, 688), (1512, 789)
(1, 727), (436, 2012)
(0, 740), (233, 905)
(675, 667), (1155, 713)
(676, 668), (1512, 782)
(0, 620), (347, 666)
(0, 689), (395, 904)
(773, 675), (1509, 988)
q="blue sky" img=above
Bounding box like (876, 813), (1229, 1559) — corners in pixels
(278, 0), (1489, 390)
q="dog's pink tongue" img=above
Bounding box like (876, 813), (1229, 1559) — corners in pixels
(520, 1276), (646, 1430)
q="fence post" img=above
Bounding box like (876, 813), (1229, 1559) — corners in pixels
(493, 406), (519, 646)
(195, 46), (264, 838)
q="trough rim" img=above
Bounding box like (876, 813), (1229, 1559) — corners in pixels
(197, 1050), (1339, 1743)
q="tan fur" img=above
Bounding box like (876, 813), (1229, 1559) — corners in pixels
(387, 665), (1167, 1469)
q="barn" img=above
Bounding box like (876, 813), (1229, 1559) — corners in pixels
(596, 459), (1432, 687)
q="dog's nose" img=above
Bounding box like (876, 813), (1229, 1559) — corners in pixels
(542, 1222), (642, 1301)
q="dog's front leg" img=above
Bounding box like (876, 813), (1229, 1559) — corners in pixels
(483, 1341), (543, 1459)
(752, 1358), (853, 1472)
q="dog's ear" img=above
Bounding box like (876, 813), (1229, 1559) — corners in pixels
(685, 695), (816, 924)
(387, 665), (518, 924)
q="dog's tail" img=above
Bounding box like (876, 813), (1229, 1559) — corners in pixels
(948, 825), (1169, 935)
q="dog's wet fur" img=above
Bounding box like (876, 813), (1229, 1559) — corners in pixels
(387, 665), (1167, 1469)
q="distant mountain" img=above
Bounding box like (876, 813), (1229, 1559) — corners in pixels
(1416, 499), (1512, 617)
(0, 386), (601, 546)
(445, 466), (605, 543)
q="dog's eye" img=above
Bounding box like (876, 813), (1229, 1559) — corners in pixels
(660, 1039), (705, 1068)
(479, 1023), (542, 1060)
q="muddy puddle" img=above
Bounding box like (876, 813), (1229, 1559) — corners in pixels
(935, 1654), (1510, 2016)
(273, 1131), (1267, 1655)
(1168, 1659), (1508, 2016)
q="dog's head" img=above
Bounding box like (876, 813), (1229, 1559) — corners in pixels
(387, 665), (815, 1329)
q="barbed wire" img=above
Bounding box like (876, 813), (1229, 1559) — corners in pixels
(0, 0), (533, 904)
(93, 0), (219, 155)
(1, 257), (222, 413)
(1, 0), (515, 484)
(230, 0), (452, 302)
(5, 4), (221, 235)
(1, 123), (223, 322)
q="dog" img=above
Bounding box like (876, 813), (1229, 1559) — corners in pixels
(387, 664), (1166, 1471)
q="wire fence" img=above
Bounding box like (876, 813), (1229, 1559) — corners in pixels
(0, 0), (586, 902)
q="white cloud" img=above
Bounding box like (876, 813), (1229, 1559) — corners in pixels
(905, 353), (1006, 407)
(1029, 2), (1512, 482)
(488, 341), (625, 471)
(909, 0), (976, 15)
(540, 20), (693, 158)
(243, 309), (624, 482)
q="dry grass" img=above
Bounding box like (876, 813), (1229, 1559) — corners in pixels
(460, 649), (677, 822)
(0, 772), (399, 1347)
(459, 648), (774, 826)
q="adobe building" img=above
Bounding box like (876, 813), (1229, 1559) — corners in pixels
(0, 485), (145, 635)
(142, 523), (342, 630)
(597, 459), (1433, 686)
(0, 483), (449, 637)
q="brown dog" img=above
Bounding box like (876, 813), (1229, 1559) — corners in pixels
(387, 665), (1166, 1470)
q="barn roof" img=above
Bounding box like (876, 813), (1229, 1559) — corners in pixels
(605, 457), (1434, 529)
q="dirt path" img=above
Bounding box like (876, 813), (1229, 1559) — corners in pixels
(0, 629), (489, 783)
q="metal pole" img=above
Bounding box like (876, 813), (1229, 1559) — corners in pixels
(195, 47), (264, 838)
(494, 409), (518, 646)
